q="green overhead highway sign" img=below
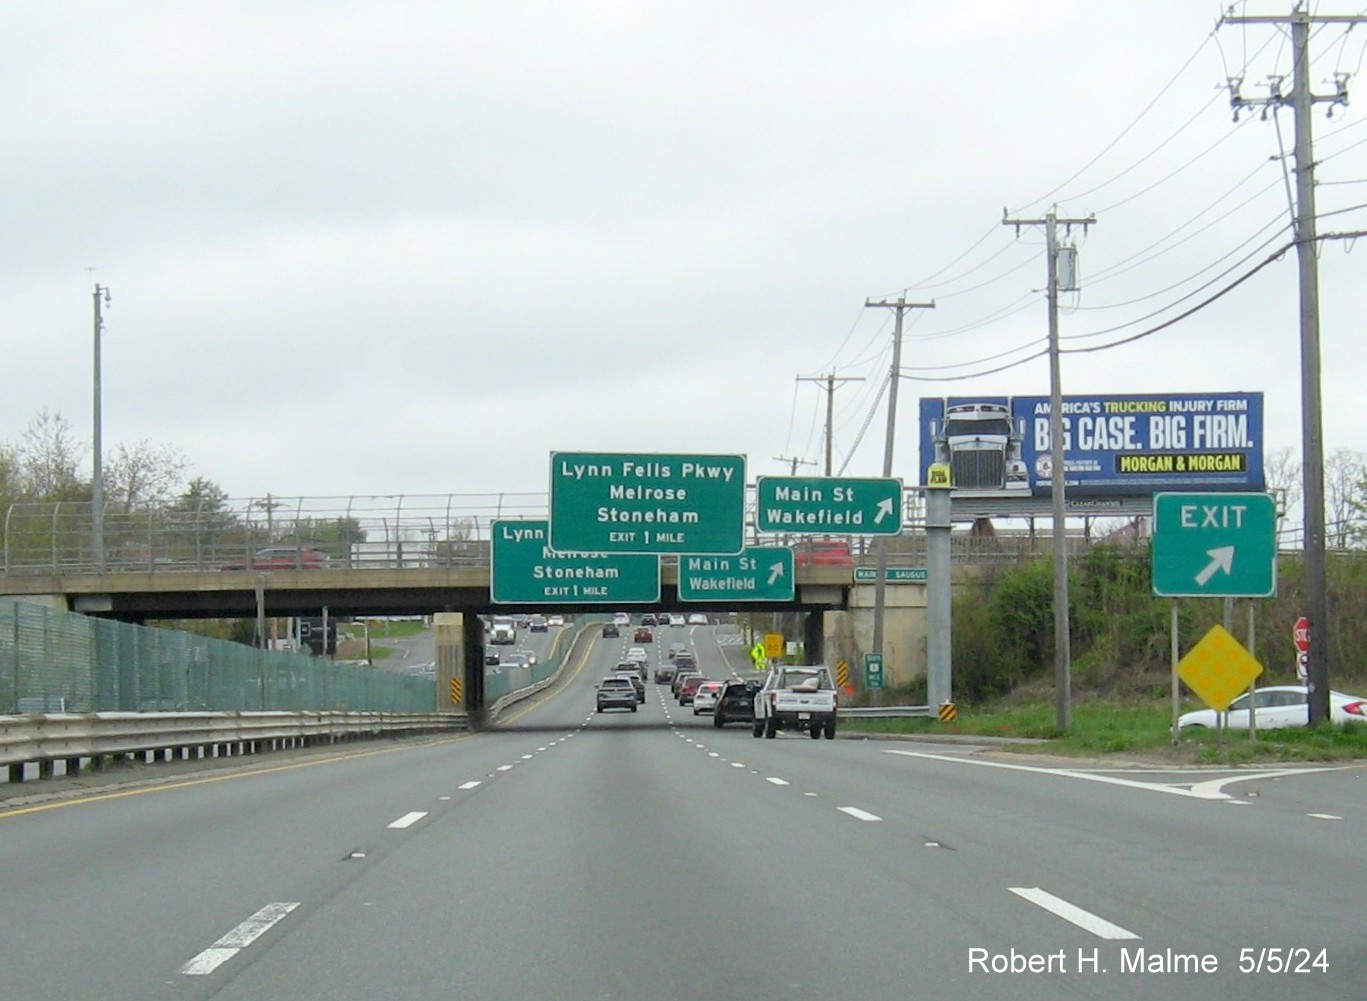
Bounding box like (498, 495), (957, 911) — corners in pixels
(853, 567), (927, 583)
(491, 520), (659, 604)
(755, 476), (903, 535)
(1152, 492), (1276, 598)
(677, 546), (795, 602)
(549, 452), (746, 555)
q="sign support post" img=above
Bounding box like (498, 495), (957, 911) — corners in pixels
(1170, 601), (1180, 745)
(1247, 601), (1257, 742)
(925, 463), (953, 710)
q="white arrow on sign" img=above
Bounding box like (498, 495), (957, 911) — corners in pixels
(1194, 546), (1235, 587)
(768, 562), (785, 585)
(873, 498), (894, 525)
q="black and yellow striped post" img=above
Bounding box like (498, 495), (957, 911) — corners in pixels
(450, 677), (463, 708)
(938, 701), (957, 724)
(835, 659), (849, 689)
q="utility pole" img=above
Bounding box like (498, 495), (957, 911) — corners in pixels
(91, 283), (111, 573)
(1220, 6), (1364, 726)
(1003, 208), (1095, 731)
(796, 373), (866, 475)
(863, 295), (934, 699)
(773, 455), (818, 476)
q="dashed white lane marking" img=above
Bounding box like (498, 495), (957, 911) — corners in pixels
(496, 765), (514, 772)
(804, 792), (818, 797)
(731, 762), (746, 768)
(181, 902), (300, 975)
(438, 796), (451, 801)
(1308, 813), (1343, 820)
(708, 752), (720, 757)
(765, 777), (790, 785)
(458, 781), (481, 790)
(837, 807), (883, 822)
(388, 811), (429, 830)
(1009, 887), (1141, 940)
(521, 754), (534, 760)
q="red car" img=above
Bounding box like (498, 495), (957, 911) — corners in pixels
(793, 539), (854, 567)
(634, 627), (653, 643)
(222, 545), (330, 571)
(678, 674), (709, 706)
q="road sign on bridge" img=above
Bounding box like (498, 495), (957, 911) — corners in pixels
(677, 546), (795, 602)
(549, 452), (746, 555)
(755, 476), (903, 535)
(1152, 492), (1276, 598)
(491, 520), (660, 604)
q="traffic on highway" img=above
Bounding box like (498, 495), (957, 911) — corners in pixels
(0, 615), (1361, 1000)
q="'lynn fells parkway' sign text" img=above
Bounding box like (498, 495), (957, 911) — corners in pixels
(548, 452), (747, 555)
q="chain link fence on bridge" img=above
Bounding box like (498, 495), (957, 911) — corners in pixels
(0, 599), (436, 714)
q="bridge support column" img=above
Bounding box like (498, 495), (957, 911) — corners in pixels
(435, 613), (486, 728)
(462, 613), (486, 729)
(803, 611), (824, 664)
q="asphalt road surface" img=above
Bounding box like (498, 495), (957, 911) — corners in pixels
(1, 622), (1362, 1000)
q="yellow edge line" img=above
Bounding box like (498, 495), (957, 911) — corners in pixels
(499, 628), (598, 725)
(0, 623), (604, 821)
(0, 732), (469, 821)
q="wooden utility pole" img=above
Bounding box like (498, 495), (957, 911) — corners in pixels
(795, 373), (865, 476)
(1220, 5), (1365, 725)
(1002, 209), (1096, 731)
(862, 296), (934, 700)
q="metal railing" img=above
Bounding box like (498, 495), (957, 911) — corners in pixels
(0, 491), (1116, 577)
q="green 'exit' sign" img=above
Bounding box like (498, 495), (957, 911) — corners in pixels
(1151, 492), (1276, 598)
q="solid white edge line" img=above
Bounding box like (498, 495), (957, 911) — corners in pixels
(884, 749), (1229, 800)
(387, 811), (429, 830)
(458, 781), (481, 790)
(1009, 887), (1141, 940)
(837, 806), (883, 822)
(181, 902), (300, 976)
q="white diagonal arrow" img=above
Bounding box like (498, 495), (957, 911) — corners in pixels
(768, 562), (785, 586)
(873, 498), (895, 525)
(1194, 546), (1235, 587)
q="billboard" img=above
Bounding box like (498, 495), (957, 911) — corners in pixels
(918, 392), (1264, 497)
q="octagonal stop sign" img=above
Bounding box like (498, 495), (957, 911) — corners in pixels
(1293, 616), (1310, 654)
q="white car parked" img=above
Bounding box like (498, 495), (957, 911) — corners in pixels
(1177, 685), (1367, 730)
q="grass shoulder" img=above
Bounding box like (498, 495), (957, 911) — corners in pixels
(840, 699), (1367, 764)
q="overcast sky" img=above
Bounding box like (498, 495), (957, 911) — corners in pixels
(4, 1), (1365, 503)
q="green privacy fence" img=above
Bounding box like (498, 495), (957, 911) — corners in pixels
(0, 599), (436, 714)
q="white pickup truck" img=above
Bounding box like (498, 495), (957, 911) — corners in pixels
(752, 665), (838, 740)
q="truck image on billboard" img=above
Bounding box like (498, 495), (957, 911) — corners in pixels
(918, 392), (1264, 497)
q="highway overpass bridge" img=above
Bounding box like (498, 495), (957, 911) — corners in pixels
(0, 491), (979, 706)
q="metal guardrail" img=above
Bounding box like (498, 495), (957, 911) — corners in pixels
(0, 710), (466, 784)
(839, 705), (935, 718)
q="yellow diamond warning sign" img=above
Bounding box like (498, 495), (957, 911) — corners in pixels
(1177, 625), (1263, 712)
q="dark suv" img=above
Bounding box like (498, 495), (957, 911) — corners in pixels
(602, 622), (620, 638)
(713, 679), (761, 727)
